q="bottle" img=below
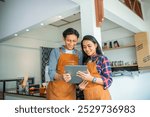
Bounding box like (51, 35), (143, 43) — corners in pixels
(103, 42), (108, 49)
(114, 41), (120, 48)
(109, 41), (112, 48)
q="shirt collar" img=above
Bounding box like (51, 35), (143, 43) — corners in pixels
(91, 54), (99, 61)
(61, 45), (76, 53)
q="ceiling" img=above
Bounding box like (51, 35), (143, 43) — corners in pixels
(49, 12), (120, 31)
(8, 12), (121, 45)
(50, 12), (80, 27)
(3, 0), (146, 44)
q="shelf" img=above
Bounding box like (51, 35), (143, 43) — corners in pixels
(111, 64), (138, 68)
(111, 64), (138, 71)
(138, 66), (150, 70)
(103, 44), (135, 51)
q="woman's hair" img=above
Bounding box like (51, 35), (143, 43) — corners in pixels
(81, 35), (103, 64)
(63, 28), (79, 39)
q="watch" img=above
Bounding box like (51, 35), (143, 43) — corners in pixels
(92, 77), (97, 83)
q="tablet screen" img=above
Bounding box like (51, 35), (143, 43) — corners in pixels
(64, 65), (87, 84)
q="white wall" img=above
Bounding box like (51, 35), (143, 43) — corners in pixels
(0, 45), (40, 81)
(0, 45), (41, 90)
(142, 0), (150, 34)
(0, 25), (61, 86)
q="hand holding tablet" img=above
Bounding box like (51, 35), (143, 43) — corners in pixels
(76, 69), (93, 82)
(64, 65), (87, 84)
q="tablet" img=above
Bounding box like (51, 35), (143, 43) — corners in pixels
(64, 65), (87, 84)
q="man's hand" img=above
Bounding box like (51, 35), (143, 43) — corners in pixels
(63, 73), (71, 82)
(79, 80), (88, 90)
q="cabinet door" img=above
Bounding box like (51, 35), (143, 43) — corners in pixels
(134, 32), (150, 68)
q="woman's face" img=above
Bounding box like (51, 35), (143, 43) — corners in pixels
(64, 34), (78, 50)
(82, 40), (97, 56)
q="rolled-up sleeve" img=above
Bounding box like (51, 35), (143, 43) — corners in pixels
(48, 48), (59, 81)
(96, 56), (113, 89)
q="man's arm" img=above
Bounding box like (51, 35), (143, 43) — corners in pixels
(48, 48), (62, 81)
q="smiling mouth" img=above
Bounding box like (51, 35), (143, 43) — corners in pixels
(86, 52), (90, 54)
(69, 46), (73, 48)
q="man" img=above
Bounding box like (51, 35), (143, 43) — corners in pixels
(46, 28), (82, 100)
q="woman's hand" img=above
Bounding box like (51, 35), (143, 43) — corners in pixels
(79, 80), (88, 90)
(77, 69), (93, 82)
(63, 73), (71, 82)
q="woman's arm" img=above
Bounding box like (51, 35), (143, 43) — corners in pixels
(77, 56), (112, 89)
(96, 56), (113, 89)
(77, 70), (104, 85)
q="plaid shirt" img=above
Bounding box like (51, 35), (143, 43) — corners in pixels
(91, 55), (113, 89)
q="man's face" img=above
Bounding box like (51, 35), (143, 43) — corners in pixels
(64, 34), (78, 50)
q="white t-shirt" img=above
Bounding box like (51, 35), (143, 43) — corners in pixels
(65, 49), (74, 54)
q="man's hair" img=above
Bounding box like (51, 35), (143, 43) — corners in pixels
(63, 28), (79, 38)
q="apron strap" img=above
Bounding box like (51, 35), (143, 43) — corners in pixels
(59, 47), (63, 55)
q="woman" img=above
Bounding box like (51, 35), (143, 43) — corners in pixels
(46, 28), (82, 100)
(77, 35), (112, 100)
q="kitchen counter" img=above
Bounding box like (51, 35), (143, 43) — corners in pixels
(4, 90), (46, 100)
(0, 78), (34, 100)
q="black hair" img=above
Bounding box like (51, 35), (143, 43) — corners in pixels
(81, 35), (103, 64)
(63, 28), (79, 39)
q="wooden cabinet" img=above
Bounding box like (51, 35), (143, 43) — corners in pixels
(134, 32), (150, 69)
